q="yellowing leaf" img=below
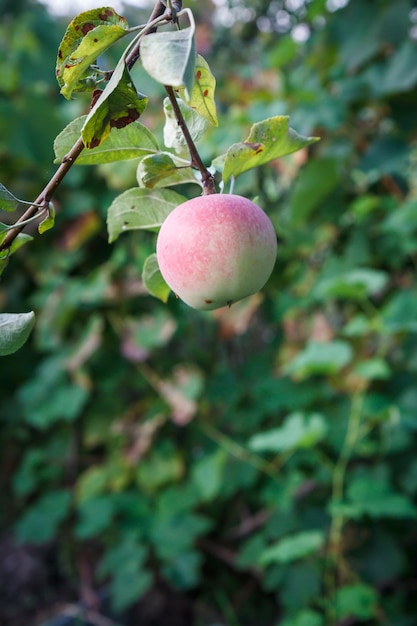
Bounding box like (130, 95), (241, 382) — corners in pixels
(178, 55), (218, 126)
(56, 7), (129, 100)
(219, 116), (319, 183)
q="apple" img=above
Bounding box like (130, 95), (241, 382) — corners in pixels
(156, 193), (277, 310)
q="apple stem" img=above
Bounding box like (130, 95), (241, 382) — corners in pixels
(164, 86), (217, 196)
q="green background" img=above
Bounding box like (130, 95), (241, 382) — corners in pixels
(1, 1), (417, 625)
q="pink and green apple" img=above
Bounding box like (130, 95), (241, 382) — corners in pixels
(156, 194), (277, 310)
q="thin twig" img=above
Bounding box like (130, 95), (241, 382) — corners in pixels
(164, 85), (216, 195)
(125, 0), (167, 67)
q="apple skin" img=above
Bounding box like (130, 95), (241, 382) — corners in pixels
(156, 194), (277, 311)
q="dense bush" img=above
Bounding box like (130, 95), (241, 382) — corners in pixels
(2, 0), (417, 625)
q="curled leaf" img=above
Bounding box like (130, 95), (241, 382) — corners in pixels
(82, 58), (148, 149)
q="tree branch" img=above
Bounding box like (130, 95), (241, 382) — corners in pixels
(164, 85), (216, 195)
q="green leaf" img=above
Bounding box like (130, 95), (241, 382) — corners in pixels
(38, 202), (55, 234)
(259, 530), (325, 565)
(382, 290), (417, 333)
(140, 9), (196, 96)
(281, 610), (324, 626)
(379, 40), (417, 95)
(124, 310), (176, 354)
(286, 340), (353, 378)
(191, 449), (227, 502)
(335, 584), (378, 621)
(76, 496), (116, 539)
(313, 268), (388, 301)
(0, 229), (33, 277)
(177, 54), (218, 126)
(0, 311), (35, 356)
(76, 465), (109, 503)
(163, 97), (207, 156)
(54, 116), (159, 165)
(17, 357), (91, 429)
(82, 57), (148, 149)
(16, 490), (72, 544)
(355, 358), (391, 381)
(136, 447), (184, 493)
(150, 511), (212, 561)
(107, 188), (186, 242)
(218, 116), (319, 184)
(289, 157), (339, 225)
(249, 412), (328, 453)
(137, 152), (200, 189)
(56, 7), (129, 99)
(0, 183), (21, 212)
(345, 476), (417, 519)
(98, 534), (152, 611)
(142, 253), (171, 303)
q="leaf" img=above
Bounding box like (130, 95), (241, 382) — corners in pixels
(76, 465), (109, 503)
(122, 309), (176, 359)
(38, 203), (55, 234)
(136, 447), (184, 493)
(281, 610), (324, 626)
(313, 268), (388, 301)
(217, 116), (319, 184)
(345, 476), (417, 519)
(286, 340), (353, 378)
(259, 530), (325, 565)
(335, 584), (378, 621)
(140, 9), (196, 96)
(0, 183), (21, 212)
(56, 7), (129, 99)
(82, 57), (148, 149)
(0, 311), (35, 356)
(137, 152), (200, 189)
(191, 449), (227, 501)
(98, 534), (152, 612)
(16, 490), (72, 544)
(249, 412), (328, 453)
(54, 116), (159, 165)
(0, 232), (33, 277)
(150, 511), (212, 561)
(142, 254), (171, 303)
(107, 188), (186, 243)
(380, 40), (417, 95)
(163, 97), (207, 156)
(382, 290), (417, 332)
(289, 157), (339, 225)
(177, 54), (218, 126)
(76, 496), (116, 539)
(355, 358), (391, 381)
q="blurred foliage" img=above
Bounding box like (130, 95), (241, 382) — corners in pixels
(2, 0), (417, 625)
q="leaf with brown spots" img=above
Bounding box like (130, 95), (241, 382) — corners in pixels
(177, 55), (218, 126)
(82, 57), (148, 149)
(215, 115), (320, 184)
(56, 7), (129, 100)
